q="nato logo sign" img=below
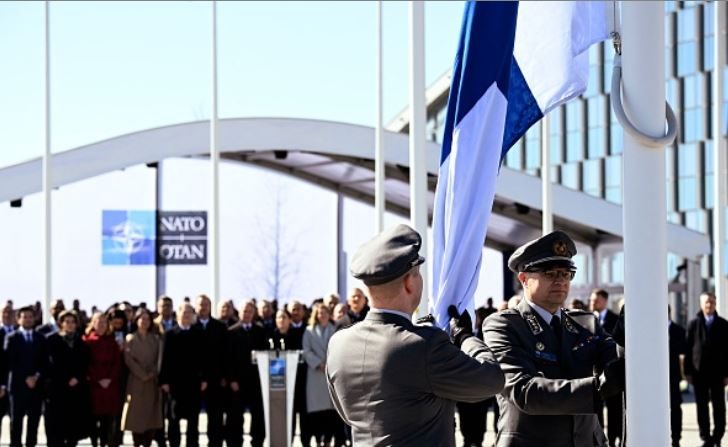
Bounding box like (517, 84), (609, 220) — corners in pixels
(102, 210), (156, 265)
(102, 210), (208, 266)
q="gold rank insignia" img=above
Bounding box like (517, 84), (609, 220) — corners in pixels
(563, 315), (579, 334)
(553, 241), (569, 256)
(536, 342), (545, 351)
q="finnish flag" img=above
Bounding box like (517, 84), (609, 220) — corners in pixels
(430, 1), (610, 329)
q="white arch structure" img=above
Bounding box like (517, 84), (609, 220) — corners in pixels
(0, 117), (709, 264)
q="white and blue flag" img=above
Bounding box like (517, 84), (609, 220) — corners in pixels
(430, 1), (610, 329)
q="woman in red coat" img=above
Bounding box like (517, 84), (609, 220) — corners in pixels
(83, 312), (123, 447)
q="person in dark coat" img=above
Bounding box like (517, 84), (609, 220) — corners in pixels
(0, 304), (16, 442)
(668, 306), (687, 447)
(285, 300), (311, 447)
(160, 303), (204, 447)
(84, 312), (123, 447)
(685, 292), (728, 447)
(589, 288), (622, 447)
(226, 300), (267, 447)
(6, 306), (49, 447)
(46, 310), (92, 447)
(483, 231), (623, 447)
(192, 294), (228, 447)
(346, 288), (369, 324)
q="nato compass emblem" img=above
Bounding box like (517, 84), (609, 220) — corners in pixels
(102, 210), (156, 265)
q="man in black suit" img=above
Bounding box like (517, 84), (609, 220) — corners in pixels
(160, 303), (204, 447)
(669, 306), (687, 447)
(193, 295), (228, 447)
(36, 299), (65, 337)
(0, 304), (16, 441)
(346, 288), (369, 324)
(5, 306), (49, 447)
(589, 288), (622, 446)
(685, 292), (728, 447)
(285, 299), (310, 446)
(227, 300), (267, 447)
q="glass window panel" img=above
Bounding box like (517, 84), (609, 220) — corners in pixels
(684, 74), (702, 108)
(667, 79), (680, 107)
(684, 108), (705, 142)
(582, 159), (602, 197)
(665, 1), (676, 13)
(704, 37), (715, 71)
(506, 140), (523, 169)
(604, 43), (614, 94)
(678, 177), (697, 210)
(704, 2), (714, 35)
(706, 173), (714, 209)
(677, 42), (697, 77)
(667, 178), (677, 212)
(605, 155), (622, 204)
(678, 143), (697, 175)
(525, 124), (541, 170)
(561, 162), (580, 190)
(685, 209), (706, 233)
(588, 128), (605, 159)
(677, 7), (696, 41)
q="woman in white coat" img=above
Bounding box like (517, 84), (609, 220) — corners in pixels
(302, 303), (344, 446)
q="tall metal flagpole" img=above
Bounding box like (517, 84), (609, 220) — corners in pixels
(374, 0), (385, 234)
(713, 0), (727, 316)
(43, 0), (52, 324)
(408, 1), (428, 317)
(210, 0), (220, 310)
(621, 2), (670, 445)
(541, 115), (553, 234)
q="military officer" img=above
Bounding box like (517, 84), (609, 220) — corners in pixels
(483, 231), (624, 447)
(326, 224), (505, 447)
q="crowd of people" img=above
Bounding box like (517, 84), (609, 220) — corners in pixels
(0, 283), (720, 447)
(0, 290), (372, 447)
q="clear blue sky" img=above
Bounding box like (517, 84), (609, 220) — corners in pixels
(0, 1), (464, 166)
(0, 1), (506, 308)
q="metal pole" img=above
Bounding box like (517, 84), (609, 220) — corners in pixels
(621, 2), (669, 445)
(43, 0), (52, 324)
(210, 0), (220, 310)
(336, 193), (346, 300)
(408, 1), (428, 317)
(713, 0), (727, 315)
(541, 114), (553, 234)
(374, 0), (385, 234)
(154, 162), (166, 299)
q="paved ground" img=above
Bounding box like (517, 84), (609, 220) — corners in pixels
(0, 396), (709, 446)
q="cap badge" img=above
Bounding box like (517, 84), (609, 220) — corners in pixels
(536, 342), (545, 351)
(553, 241), (569, 256)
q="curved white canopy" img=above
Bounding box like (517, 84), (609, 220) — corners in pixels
(0, 117), (709, 259)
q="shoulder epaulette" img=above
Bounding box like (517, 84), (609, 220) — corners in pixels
(415, 314), (436, 326)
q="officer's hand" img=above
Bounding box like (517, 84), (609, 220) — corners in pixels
(448, 305), (474, 348)
(597, 357), (625, 400)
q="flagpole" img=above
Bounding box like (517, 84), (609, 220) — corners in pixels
(43, 0), (52, 324)
(210, 0), (220, 310)
(408, 0), (428, 317)
(374, 0), (385, 234)
(621, 2), (670, 445)
(541, 114), (553, 234)
(713, 0), (727, 316)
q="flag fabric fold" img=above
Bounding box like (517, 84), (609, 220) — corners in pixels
(430, 1), (609, 329)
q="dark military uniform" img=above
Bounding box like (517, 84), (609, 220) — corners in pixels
(484, 231), (620, 447)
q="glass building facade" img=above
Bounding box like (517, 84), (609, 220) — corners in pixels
(423, 1), (726, 298)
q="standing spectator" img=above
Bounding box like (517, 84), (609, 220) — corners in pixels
(217, 300), (238, 328)
(84, 313), (123, 447)
(272, 310), (296, 350)
(685, 292), (728, 447)
(38, 299), (66, 336)
(154, 296), (177, 333)
(122, 309), (163, 447)
(0, 303), (16, 440)
(257, 299), (275, 334)
(46, 310), (92, 447)
(287, 300), (306, 330)
(286, 300), (310, 446)
(569, 298), (586, 310)
(72, 299), (90, 329)
(303, 303), (344, 446)
(346, 288), (369, 324)
(160, 303), (204, 447)
(482, 297), (497, 319)
(331, 303), (351, 329)
(323, 293), (339, 313)
(669, 306), (687, 447)
(107, 309), (129, 447)
(118, 303), (136, 334)
(589, 288), (621, 447)
(6, 306), (48, 447)
(193, 295), (228, 447)
(227, 300), (267, 447)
